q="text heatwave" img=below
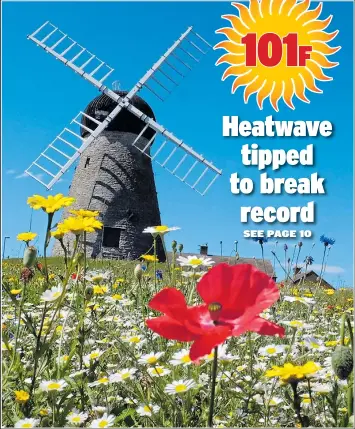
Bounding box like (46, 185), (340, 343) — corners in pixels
(224, 116), (330, 225)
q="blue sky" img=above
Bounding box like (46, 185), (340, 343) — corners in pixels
(2, 1), (353, 287)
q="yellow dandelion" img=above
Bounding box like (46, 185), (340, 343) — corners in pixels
(17, 232), (37, 243)
(140, 254), (159, 262)
(15, 390), (30, 403)
(27, 194), (75, 213)
(265, 361), (321, 383)
(60, 216), (103, 235)
(93, 286), (108, 295)
(69, 209), (100, 218)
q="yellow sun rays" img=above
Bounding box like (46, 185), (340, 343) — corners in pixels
(214, 0), (340, 111)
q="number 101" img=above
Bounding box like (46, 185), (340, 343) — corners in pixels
(241, 33), (312, 67)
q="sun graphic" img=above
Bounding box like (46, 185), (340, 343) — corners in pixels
(214, 0), (340, 111)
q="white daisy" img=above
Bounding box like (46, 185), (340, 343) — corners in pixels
(281, 320), (313, 329)
(15, 418), (40, 428)
(88, 376), (111, 387)
(66, 410), (88, 425)
(89, 413), (115, 428)
(258, 344), (286, 357)
(310, 383), (332, 394)
(177, 255), (215, 268)
(138, 352), (164, 365)
(83, 349), (103, 366)
(284, 296), (316, 306)
(143, 226), (180, 236)
(147, 366), (171, 377)
(85, 270), (112, 285)
(109, 368), (137, 383)
(39, 379), (67, 392)
(40, 286), (63, 302)
(136, 403), (160, 417)
(169, 349), (192, 366)
(303, 336), (326, 352)
(164, 379), (197, 395)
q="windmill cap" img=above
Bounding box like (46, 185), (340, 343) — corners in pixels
(81, 90), (155, 139)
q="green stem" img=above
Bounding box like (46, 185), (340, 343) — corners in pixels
(208, 346), (218, 427)
(153, 237), (157, 293)
(43, 213), (54, 284)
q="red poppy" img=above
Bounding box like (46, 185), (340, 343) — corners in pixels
(146, 263), (285, 361)
(71, 273), (81, 280)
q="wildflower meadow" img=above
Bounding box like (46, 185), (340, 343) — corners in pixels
(1, 194), (354, 428)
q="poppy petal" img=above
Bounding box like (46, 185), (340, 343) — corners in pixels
(232, 316), (285, 337)
(189, 326), (231, 361)
(148, 287), (188, 319)
(197, 263), (280, 320)
(146, 316), (198, 342)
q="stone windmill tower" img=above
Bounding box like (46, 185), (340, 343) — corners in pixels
(53, 90), (165, 260)
(25, 21), (222, 260)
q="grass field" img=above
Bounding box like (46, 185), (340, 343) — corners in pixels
(2, 253), (354, 428)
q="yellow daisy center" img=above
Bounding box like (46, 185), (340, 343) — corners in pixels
(290, 321), (303, 327)
(175, 384), (187, 392)
(147, 356), (158, 364)
(181, 355), (191, 363)
(98, 377), (109, 383)
(72, 416), (81, 423)
(98, 420), (108, 428)
(21, 424), (33, 428)
(154, 367), (164, 375)
(155, 226), (169, 232)
(143, 405), (152, 413)
(48, 382), (61, 390)
(189, 258), (202, 265)
(129, 336), (140, 343)
(266, 347), (276, 354)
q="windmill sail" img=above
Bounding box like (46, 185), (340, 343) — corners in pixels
(26, 21), (222, 194)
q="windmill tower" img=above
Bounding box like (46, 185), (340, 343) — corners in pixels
(25, 22), (222, 260)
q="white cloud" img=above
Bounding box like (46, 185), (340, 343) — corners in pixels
(6, 169), (16, 175)
(15, 172), (44, 180)
(15, 173), (29, 179)
(300, 263), (345, 274)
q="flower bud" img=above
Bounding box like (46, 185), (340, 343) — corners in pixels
(171, 240), (177, 251)
(332, 346), (353, 380)
(85, 285), (94, 301)
(23, 246), (37, 268)
(178, 243), (184, 253)
(73, 252), (85, 266)
(134, 264), (143, 281)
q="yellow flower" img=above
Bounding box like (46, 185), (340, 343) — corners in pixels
(51, 224), (67, 240)
(111, 294), (123, 300)
(15, 390), (30, 403)
(17, 232), (37, 243)
(140, 254), (158, 262)
(49, 273), (55, 280)
(69, 209), (100, 218)
(93, 286), (107, 295)
(265, 362), (321, 383)
(10, 289), (22, 295)
(27, 194), (75, 213)
(325, 340), (338, 347)
(325, 289), (335, 295)
(61, 216), (103, 235)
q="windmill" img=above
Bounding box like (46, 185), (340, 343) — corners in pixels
(25, 21), (222, 260)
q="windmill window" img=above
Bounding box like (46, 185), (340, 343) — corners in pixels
(102, 227), (122, 248)
(85, 157), (90, 168)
